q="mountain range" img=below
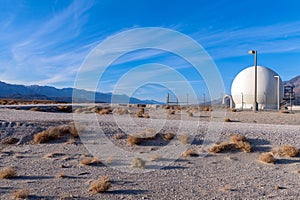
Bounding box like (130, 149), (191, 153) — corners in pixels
(0, 81), (161, 104)
(283, 75), (300, 95)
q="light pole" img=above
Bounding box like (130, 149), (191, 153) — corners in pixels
(274, 76), (280, 110)
(248, 50), (258, 111)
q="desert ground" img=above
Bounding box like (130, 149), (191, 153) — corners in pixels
(0, 105), (300, 199)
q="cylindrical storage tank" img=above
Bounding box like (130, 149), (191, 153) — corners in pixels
(231, 66), (283, 110)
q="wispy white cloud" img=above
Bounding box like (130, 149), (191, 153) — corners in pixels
(193, 21), (300, 59)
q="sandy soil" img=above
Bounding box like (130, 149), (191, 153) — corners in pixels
(0, 107), (300, 199)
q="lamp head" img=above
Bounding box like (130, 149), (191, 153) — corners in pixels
(248, 50), (256, 54)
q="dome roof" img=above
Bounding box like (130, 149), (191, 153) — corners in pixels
(231, 66), (283, 110)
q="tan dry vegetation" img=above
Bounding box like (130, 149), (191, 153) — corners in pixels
(182, 148), (200, 157)
(12, 189), (29, 199)
(33, 125), (78, 144)
(224, 118), (231, 122)
(55, 172), (68, 179)
(112, 107), (129, 115)
(89, 175), (111, 194)
(272, 145), (299, 157)
(113, 133), (123, 140)
(168, 109), (175, 115)
(98, 108), (111, 115)
(258, 152), (275, 164)
(178, 134), (190, 145)
(127, 135), (142, 145)
(208, 134), (252, 153)
(163, 132), (175, 141)
(80, 157), (101, 166)
(149, 154), (161, 161)
(132, 157), (145, 168)
(2, 137), (18, 145)
(0, 167), (17, 179)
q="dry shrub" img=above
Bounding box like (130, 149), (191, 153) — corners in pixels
(208, 134), (252, 153)
(220, 185), (234, 192)
(132, 158), (145, 168)
(149, 154), (161, 161)
(168, 109), (175, 115)
(113, 107), (128, 115)
(163, 132), (175, 141)
(44, 152), (65, 158)
(144, 113), (150, 118)
(139, 129), (157, 140)
(106, 157), (114, 164)
(56, 105), (72, 113)
(182, 148), (199, 157)
(55, 172), (67, 179)
(13, 153), (23, 159)
(80, 157), (101, 166)
(280, 110), (290, 114)
(224, 118), (231, 122)
(135, 111), (144, 118)
(98, 108), (111, 115)
(2, 137), (18, 145)
(208, 142), (236, 153)
(127, 135), (142, 145)
(188, 112), (193, 117)
(89, 176), (111, 194)
(113, 133), (123, 139)
(258, 152), (275, 164)
(231, 108), (237, 112)
(230, 134), (246, 143)
(272, 145), (299, 157)
(33, 125), (78, 144)
(0, 167), (17, 179)
(12, 190), (29, 199)
(178, 134), (190, 145)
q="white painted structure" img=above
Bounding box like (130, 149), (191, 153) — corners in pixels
(231, 66), (283, 110)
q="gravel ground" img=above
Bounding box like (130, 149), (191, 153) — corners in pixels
(0, 108), (300, 199)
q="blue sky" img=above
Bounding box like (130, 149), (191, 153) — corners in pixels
(1, 0), (300, 102)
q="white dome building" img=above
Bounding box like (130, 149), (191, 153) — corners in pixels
(231, 66), (283, 110)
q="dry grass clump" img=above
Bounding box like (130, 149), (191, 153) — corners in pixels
(178, 134), (190, 145)
(132, 158), (145, 168)
(139, 129), (157, 140)
(182, 148), (199, 157)
(80, 157), (101, 166)
(55, 172), (68, 179)
(89, 175), (111, 194)
(113, 133), (123, 139)
(272, 145), (299, 157)
(2, 137), (18, 145)
(98, 108), (111, 115)
(231, 108), (237, 112)
(224, 118), (231, 122)
(258, 152), (275, 164)
(163, 132), (175, 141)
(127, 135), (142, 145)
(12, 189), (29, 199)
(149, 154), (161, 161)
(112, 107), (128, 115)
(208, 142), (236, 153)
(0, 167), (17, 179)
(208, 134), (252, 153)
(33, 125), (78, 144)
(168, 109), (175, 115)
(144, 113), (150, 118)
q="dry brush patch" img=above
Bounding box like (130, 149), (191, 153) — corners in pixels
(127, 135), (142, 145)
(0, 167), (17, 179)
(132, 158), (145, 168)
(178, 134), (190, 145)
(89, 175), (111, 194)
(272, 145), (299, 157)
(182, 148), (200, 157)
(258, 152), (275, 164)
(80, 157), (101, 166)
(12, 189), (29, 199)
(33, 125), (78, 144)
(2, 137), (19, 145)
(163, 132), (175, 141)
(208, 134), (252, 153)
(55, 172), (68, 179)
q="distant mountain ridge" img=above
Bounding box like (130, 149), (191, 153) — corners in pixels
(283, 75), (300, 95)
(0, 81), (162, 104)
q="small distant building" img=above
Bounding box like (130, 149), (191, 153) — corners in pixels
(230, 66), (283, 110)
